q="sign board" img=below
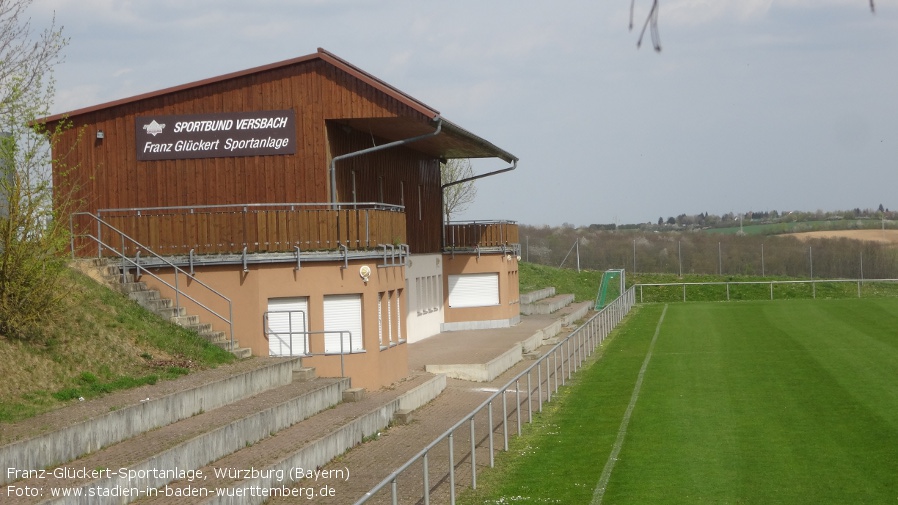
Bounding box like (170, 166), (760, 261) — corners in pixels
(135, 110), (297, 161)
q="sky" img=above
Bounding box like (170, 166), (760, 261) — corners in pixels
(29, 0), (898, 226)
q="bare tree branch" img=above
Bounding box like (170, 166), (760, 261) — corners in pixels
(630, 0), (661, 52)
(441, 159), (477, 222)
(629, 1), (875, 52)
(0, 0), (67, 117)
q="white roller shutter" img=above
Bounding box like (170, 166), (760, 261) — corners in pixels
(324, 294), (363, 354)
(448, 273), (500, 308)
(266, 297), (308, 356)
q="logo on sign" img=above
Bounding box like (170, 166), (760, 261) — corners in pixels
(142, 120), (166, 136)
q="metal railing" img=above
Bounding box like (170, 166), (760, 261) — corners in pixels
(635, 278), (898, 303)
(355, 287), (636, 505)
(72, 202), (407, 257)
(70, 212), (235, 350)
(444, 220), (519, 252)
(263, 310), (365, 380)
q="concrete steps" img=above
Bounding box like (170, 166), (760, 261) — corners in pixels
(9, 374), (348, 504)
(3, 348), (447, 504)
(520, 287), (577, 316)
(72, 259), (253, 358)
(423, 288), (590, 381)
(1, 358), (304, 487)
(137, 373), (446, 504)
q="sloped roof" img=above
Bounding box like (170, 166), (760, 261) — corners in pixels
(42, 48), (517, 163)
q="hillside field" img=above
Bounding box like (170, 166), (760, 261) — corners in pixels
(784, 228), (898, 245)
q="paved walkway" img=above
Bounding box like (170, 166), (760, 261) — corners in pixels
(409, 313), (558, 369)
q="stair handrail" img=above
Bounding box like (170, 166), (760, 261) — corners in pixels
(70, 211), (235, 351)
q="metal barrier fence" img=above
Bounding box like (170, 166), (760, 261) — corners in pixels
(355, 287), (636, 505)
(70, 211), (235, 349)
(635, 278), (898, 303)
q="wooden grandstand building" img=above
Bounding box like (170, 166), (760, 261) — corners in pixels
(47, 48), (520, 389)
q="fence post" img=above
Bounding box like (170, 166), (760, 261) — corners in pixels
(488, 402), (494, 467)
(448, 434), (455, 504)
(527, 371), (533, 423)
(538, 363), (543, 412)
(470, 418), (477, 489)
(422, 451), (429, 505)
(502, 389), (508, 451)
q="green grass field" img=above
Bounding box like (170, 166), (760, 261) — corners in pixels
(461, 299), (898, 504)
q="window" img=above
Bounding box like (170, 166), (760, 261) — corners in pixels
(395, 289), (403, 342)
(386, 290), (393, 344)
(266, 297), (309, 356)
(447, 273), (500, 308)
(415, 275), (442, 314)
(377, 292), (384, 347)
(323, 294), (363, 354)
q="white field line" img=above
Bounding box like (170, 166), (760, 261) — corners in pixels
(591, 304), (668, 505)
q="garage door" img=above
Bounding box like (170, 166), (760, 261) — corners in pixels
(448, 273), (500, 308)
(266, 297), (309, 356)
(323, 294), (363, 354)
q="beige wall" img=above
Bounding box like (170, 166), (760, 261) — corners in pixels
(442, 252), (520, 325)
(144, 260), (408, 389)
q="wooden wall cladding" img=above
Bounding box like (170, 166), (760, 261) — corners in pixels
(52, 57), (442, 254)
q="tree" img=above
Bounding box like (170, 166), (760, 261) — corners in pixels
(0, 0), (71, 341)
(440, 158), (477, 223)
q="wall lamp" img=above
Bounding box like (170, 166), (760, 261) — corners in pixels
(96, 130), (104, 140)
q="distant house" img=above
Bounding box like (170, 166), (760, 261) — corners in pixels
(45, 48), (520, 389)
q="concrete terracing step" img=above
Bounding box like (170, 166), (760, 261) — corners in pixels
(558, 300), (593, 327)
(7, 376), (348, 504)
(520, 287), (555, 305)
(137, 373), (447, 504)
(520, 293), (575, 315)
(0, 357), (303, 486)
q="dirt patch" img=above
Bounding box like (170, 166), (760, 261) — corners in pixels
(783, 229), (898, 245)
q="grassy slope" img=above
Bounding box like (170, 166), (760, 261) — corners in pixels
(460, 299), (898, 504)
(0, 268), (235, 423)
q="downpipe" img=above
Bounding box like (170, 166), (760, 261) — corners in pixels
(441, 158), (518, 249)
(329, 119), (443, 208)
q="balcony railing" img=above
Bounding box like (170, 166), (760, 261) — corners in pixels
(444, 220), (519, 252)
(71, 203), (407, 257)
